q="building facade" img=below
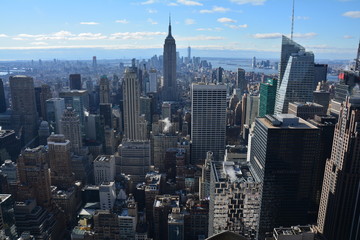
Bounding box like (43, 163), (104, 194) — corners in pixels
(191, 83), (227, 164)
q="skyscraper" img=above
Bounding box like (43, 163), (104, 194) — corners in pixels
(47, 134), (74, 189)
(237, 68), (246, 94)
(69, 74), (82, 90)
(46, 98), (65, 134)
(59, 90), (89, 126)
(249, 114), (321, 239)
(278, 35), (305, 85)
(9, 75), (38, 143)
(163, 17), (177, 101)
(259, 78), (278, 117)
(191, 83), (227, 164)
(123, 67), (143, 140)
(274, 38), (314, 114)
(355, 40), (360, 71)
(0, 79), (7, 113)
(99, 75), (111, 104)
(60, 107), (83, 155)
(17, 146), (52, 208)
(317, 97), (360, 240)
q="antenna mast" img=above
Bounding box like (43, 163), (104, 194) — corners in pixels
(291, 0), (295, 40)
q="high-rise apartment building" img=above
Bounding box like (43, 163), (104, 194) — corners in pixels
(163, 19), (177, 101)
(9, 75), (38, 143)
(123, 67), (143, 140)
(317, 97), (360, 240)
(209, 161), (260, 239)
(275, 38), (314, 114)
(99, 181), (116, 210)
(237, 68), (246, 94)
(47, 134), (74, 189)
(314, 64), (328, 90)
(69, 74), (82, 90)
(0, 194), (17, 239)
(249, 114), (321, 239)
(259, 78), (278, 117)
(39, 84), (52, 120)
(99, 75), (111, 104)
(17, 146), (52, 208)
(191, 83), (227, 164)
(355, 40), (360, 71)
(60, 107), (83, 154)
(0, 79), (6, 113)
(46, 98), (65, 134)
(94, 155), (115, 185)
(149, 68), (158, 93)
(117, 140), (151, 184)
(153, 195), (180, 240)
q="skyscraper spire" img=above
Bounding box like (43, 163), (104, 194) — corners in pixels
(291, 0), (295, 40)
(355, 39), (360, 71)
(168, 13), (172, 36)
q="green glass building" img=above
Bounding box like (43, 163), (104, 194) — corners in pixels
(259, 78), (278, 117)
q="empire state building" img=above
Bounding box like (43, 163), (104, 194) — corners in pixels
(163, 18), (177, 101)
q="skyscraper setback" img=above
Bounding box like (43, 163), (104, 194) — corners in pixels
(163, 18), (177, 101)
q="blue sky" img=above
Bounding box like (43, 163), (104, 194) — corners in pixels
(0, 0), (359, 60)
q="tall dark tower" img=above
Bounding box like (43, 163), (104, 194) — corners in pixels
(69, 74), (82, 90)
(0, 79), (6, 113)
(163, 17), (177, 101)
(356, 40), (360, 71)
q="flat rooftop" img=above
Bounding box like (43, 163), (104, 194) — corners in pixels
(261, 114), (317, 129)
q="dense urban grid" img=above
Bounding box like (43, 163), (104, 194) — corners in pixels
(0, 17), (359, 240)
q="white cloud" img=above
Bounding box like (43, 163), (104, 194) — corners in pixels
(147, 18), (158, 24)
(168, 2), (178, 6)
(80, 22), (100, 25)
(69, 33), (107, 40)
(230, 0), (266, 5)
(343, 11), (360, 18)
(177, 0), (203, 6)
(296, 16), (310, 20)
(252, 33), (282, 39)
(344, 35), (353, 39)
(110, 31), (166, 40)
(18, 34), (44, 38)
(177, 35), (224, 41)
(52, 31), (74, 37)
(196, 27), (223, 31)
(292, 32), (318, 38)
(253, 32), (317, 39)
(200, 6), (230, 13)
(185, 19), (195, 25)
(116, 19), (129, 24)
(217, 17), (236, 23)
(0, 34), (8, 38)
(35, 30), (75, 40)
(12, 37), (25, 41)
(141, 0), (155, 5)
(148, 9), (157, 13)
(30, 42), (48, 46)
(228, 24), (248, 29)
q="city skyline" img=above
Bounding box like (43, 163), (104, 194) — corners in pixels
(0, 0), (359, 60)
